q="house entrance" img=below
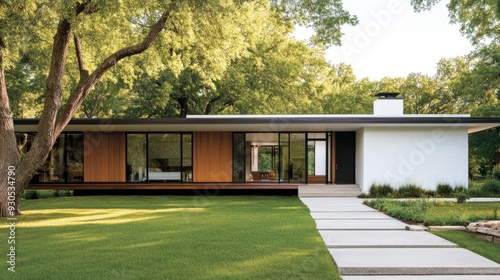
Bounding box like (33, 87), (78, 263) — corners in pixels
(335, 132), (356, 184)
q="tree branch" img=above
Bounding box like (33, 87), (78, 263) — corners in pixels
(73, 34), (89, 79)
(55, 2), (176, 133)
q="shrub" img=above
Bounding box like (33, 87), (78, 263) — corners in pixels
(492, 164), (500, 180)
(467, 183), (482, 197)
(368, 183), (394, 198)
(395, 184), (425, 198)
(424, 190), (436, 197)
(436, 183), (453, 197)
(50, 190), (72, 197)
(452, 189), (470, 203)
(482, 180), (500, 195)
(23, 190), (40, 199)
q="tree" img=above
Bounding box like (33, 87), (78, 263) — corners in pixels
(0, 0), (356, 216)
(411, 0), (500, 45)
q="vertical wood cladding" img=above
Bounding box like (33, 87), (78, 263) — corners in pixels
(84, 132), (126, 182)
(193, 132), (232, 182)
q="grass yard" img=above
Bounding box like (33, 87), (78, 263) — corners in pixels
(431, 231), (500, 264)
(1, 195), (340, 280)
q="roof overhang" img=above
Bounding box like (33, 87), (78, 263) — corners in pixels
(13, 115), (500, 134)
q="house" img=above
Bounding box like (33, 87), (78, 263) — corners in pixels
(15, 93), (500, 193)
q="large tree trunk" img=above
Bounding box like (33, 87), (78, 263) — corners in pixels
(0, 18), (72, 216)
(0, 53), (21, 217)
(0, 4), (175, 216)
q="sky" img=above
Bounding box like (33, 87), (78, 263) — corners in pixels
(295, 0), (474, 80)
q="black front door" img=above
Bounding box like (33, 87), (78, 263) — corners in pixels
(335, 132), (356, 184)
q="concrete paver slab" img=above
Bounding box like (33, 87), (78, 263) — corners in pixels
(330, 248), (500, 275)
(316, 219), (407, 230)
(310, 211), (392, 220)
(303, 203), (377, 212)
(300, 197), (365, 205)
(342, 276), (500, 280)
(319, 230), (457, 248)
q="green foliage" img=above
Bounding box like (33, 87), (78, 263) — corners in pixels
(22, 190), (39, 199)
(365, 199), (500, 226)
(492, 164), (500, 180)
(436, 183), (453, 196)
(50, 189), (72, 197)
(271, 0), (358, 46)
(368, 183), (394, 198)
(482, 180), (500, 195)
(395, 184), (426, 198)
(412, 0), (500, 45)
(452, 188), (470, 203)
(365, 199), (433, 223)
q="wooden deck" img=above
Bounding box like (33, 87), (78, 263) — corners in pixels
(27, 183), (300, 190)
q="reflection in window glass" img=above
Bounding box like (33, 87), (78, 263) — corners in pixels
(34, 135), (66, 182)
(279, 133), (289, 182)
(182, 133), (192, 182)
(148, 134), (182, 182)
(127, 134), (147, 182)
(66, 134), (84, 182)
(233, 133), (245, 182)
(290, 133), (306, 183)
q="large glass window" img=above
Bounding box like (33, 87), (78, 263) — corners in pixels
(233, 133), (245, 182)
(18, 132), (84, 183)
(290, 133), (306, 183)
(246, 133), (279, 182)
(148, 134), (182, 182)
(66, 134), (84, 182)
(279, 133), (289, 182)
(182, 134), (193, 182)
(125, 133), (193, 183)
(127, 134), (147, 182)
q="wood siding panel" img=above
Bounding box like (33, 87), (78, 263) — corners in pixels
(84, 132), (126, 182)
(193, 132), (232, 182)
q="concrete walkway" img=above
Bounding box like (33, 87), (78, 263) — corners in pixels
(300, 197), (500, 279)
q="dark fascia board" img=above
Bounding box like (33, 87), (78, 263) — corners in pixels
(13, 116), (500, 126)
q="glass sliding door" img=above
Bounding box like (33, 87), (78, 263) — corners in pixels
(246, 133), (279, 182)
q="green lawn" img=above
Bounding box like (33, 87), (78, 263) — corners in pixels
(1, 195), (340, 280)
(432, 231), (500, 264)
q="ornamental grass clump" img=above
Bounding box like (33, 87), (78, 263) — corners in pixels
(436, 183), (453, 197)
(368, 183), (394, 198)
(394, 184), (425, 198)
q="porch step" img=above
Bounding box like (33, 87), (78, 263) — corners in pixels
(298, 185), (361, 197)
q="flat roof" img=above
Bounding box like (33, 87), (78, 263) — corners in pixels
(13, 115), (500, 133)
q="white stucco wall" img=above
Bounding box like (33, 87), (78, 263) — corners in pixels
(357, 127), (469, 193)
